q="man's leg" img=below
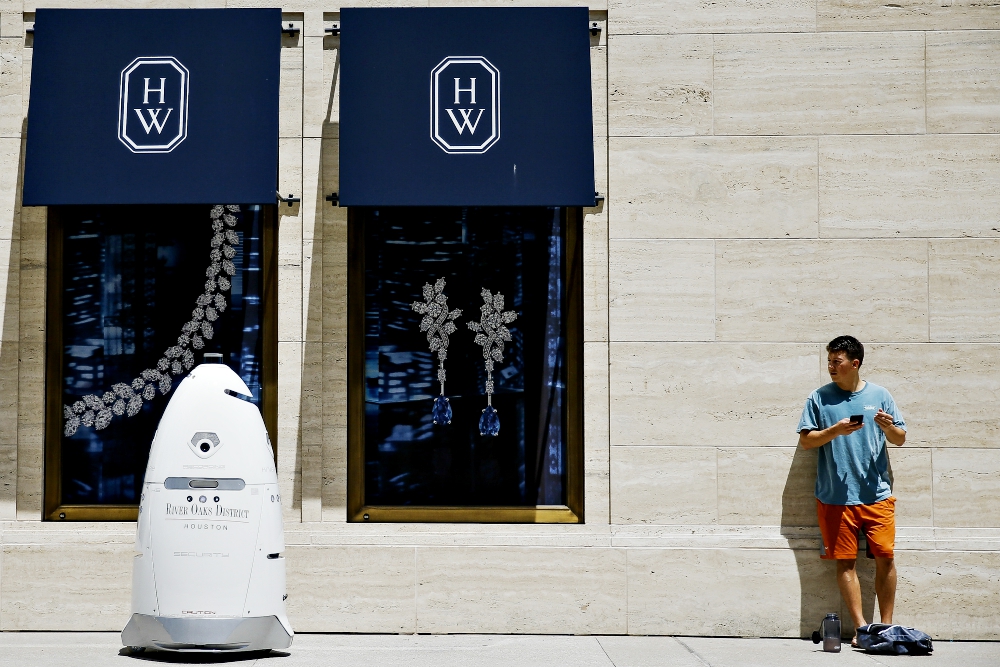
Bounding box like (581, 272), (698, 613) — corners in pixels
(837, 558), (866, 635)
(874, 557), (896, 623)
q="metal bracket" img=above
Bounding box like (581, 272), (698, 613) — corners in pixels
(277, 192), (300, 207)
(282, 22), (300, 37)
(325, 23), (340, 37)
(325, 192), (340, 207)
(590, 21), (601, 37)
(593, 191), (605, 206)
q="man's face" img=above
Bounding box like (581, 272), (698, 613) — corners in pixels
(827, 352), (859, 381)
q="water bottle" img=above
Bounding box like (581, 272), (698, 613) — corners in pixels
(812, 613), (842, 652)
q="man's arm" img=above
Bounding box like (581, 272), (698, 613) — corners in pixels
(799, 418), (864, 450)
(874, 409), (906, 446)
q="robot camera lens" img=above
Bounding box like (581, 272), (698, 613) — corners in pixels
(214, 496), (220, 502)
(200, 442), (211, 453)
(187, 495), (193, 502)
(199, 495), (207, 503)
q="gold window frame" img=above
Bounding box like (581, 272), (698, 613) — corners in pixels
(346, 207), (584, 523)
(43, 205), (278, 522)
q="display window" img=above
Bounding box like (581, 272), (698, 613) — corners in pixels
(347, 206), (583, 522)
(44, 205), (277, 521)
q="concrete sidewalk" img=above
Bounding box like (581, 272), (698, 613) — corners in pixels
(0, 633), (995, 666)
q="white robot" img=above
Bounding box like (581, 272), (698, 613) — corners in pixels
(122, 356), (293, 652)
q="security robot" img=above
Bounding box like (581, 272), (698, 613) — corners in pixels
(122, 356), (293, 652)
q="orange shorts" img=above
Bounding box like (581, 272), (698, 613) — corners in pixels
(816, 497), (895, 560)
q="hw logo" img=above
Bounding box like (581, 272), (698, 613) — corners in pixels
(430, 56), (500, 155)
(118, 57), (189, 154)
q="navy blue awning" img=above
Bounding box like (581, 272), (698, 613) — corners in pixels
(22, 9), (280, 206)
(339, 8), (596, 207)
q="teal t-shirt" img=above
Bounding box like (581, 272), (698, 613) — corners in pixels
(797, 381), (906, 506)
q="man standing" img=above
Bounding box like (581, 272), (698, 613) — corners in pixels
(797, 336), (907, 645)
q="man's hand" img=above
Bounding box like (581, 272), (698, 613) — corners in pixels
(874, 409), (906, 446)
(799, 418), (864, 450)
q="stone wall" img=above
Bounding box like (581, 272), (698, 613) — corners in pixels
(0, 0), (997, 639)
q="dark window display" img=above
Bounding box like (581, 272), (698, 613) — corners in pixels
(46, 205), (275, 520)
(350, 207), (583, 521)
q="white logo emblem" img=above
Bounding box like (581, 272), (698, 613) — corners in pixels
(430, 56), (500, 155)
(118, 56), (189, 154)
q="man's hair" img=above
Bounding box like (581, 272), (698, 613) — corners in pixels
(827, 335), (864, 367)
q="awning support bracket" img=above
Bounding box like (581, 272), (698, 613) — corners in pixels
(325, 192), (339, 207)
(276, 192), (300, 207)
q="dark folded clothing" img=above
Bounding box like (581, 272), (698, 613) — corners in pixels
(856, 624), (933, 655)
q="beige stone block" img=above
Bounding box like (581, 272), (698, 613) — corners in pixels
(610, 343), (822, 448)
(932, 448), (1000, 528)
(0, 14), (22, 38)
(609, 240), (714, 342)
(415, 547), (626, 633)
(321, 424), (346, 522)
(20, 36), (29, 120)
(591, 44), (606, 130)
(17, 236), (42, 344)
(279, 42), (302, 139)
(716, 240), (929, 342)
(302, 137), (321, 242)
(278, 137), (302, 221)
(278, 263), (302, 343)
(15, 341), (41, 520)
(302, 36), (325, 139)
(608, 34), (712, 137)
(928, 32), (1000, 134)
(611, 446), (717, 524)
(0, 338), (16, 445)
(322, 43), (340, 138)
(321, 214), (347, 344)
(278, 341), (302, 523)
(718, 447), (819, 526)
(0, 542), (131, 630)
(628, 547), (840, 636)
(301, 443), (322, 522)
(27, 0), (220, 6)
(303, 239), (322, 342)
(820, 135), (1000, 238)
(0, 38), (21, 138)
(714, 32), (925, 136)
(584, 342), (610, 525)
(862, 344), (1000, 449)
(930, 240), (1000, 342)
(0, 441), (14, 519)
(610, 137), (818, 239)
(322, 341), (347, 429)
(583, 204), (607, 343)
(301, 341), (323, 448)
(895, 550), (1000, 640)
(0, 138), (21, 241)
(887, 447), (932, 527)
(818, 0), (1000, 31)
(286, 545), (415, 631)
(0, 238), (18, 342)
(609, 0), (816, 34)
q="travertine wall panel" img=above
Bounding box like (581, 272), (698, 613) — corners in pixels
(0, 38), (21, 138)
(927, 31), (1000, 134)
(894, 550), (1000, 640)
(286, 545), (416, 632)
(817, 0), (1000, 32)
(584, 342), (611, 525)
(932, 448), (1000, 528)
(715, 240), (929, 342)
(819, 135), (1000, 238)
(713, 32), (925, 136)
(608, 34), (712, 137)
(717, 447), (816, 526)
(610, 343), (820, 447)
(611, 446), (717, 524)
(887, 447), (933, 527)
(415, 547), (627, 633)
(0, 540), (131, 630)
(608, 0), (815, 34)
(929, 240), (1000, 341)
(609, 137), (818, 239)
(627, 548), (840, 636)
(863, 344), (1000, 449)
(608, 240), (714, 341)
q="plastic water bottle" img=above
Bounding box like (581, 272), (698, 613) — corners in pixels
(822, 613), (842, 653)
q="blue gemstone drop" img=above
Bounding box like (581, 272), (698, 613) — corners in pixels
(432, 397), (452, 425)
(479, 405), (500, 436)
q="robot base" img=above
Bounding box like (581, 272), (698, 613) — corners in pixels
(122, 613), (293, 652)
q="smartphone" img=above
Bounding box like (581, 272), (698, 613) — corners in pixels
(850, 414), (864, 424)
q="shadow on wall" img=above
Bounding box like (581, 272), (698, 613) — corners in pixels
(780, 445), (876, 638)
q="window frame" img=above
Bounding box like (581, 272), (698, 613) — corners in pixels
(43, 205), (278, 522)
(346, 206), (584, 523)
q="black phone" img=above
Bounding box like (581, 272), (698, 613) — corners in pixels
(850, 414), (864, 424)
